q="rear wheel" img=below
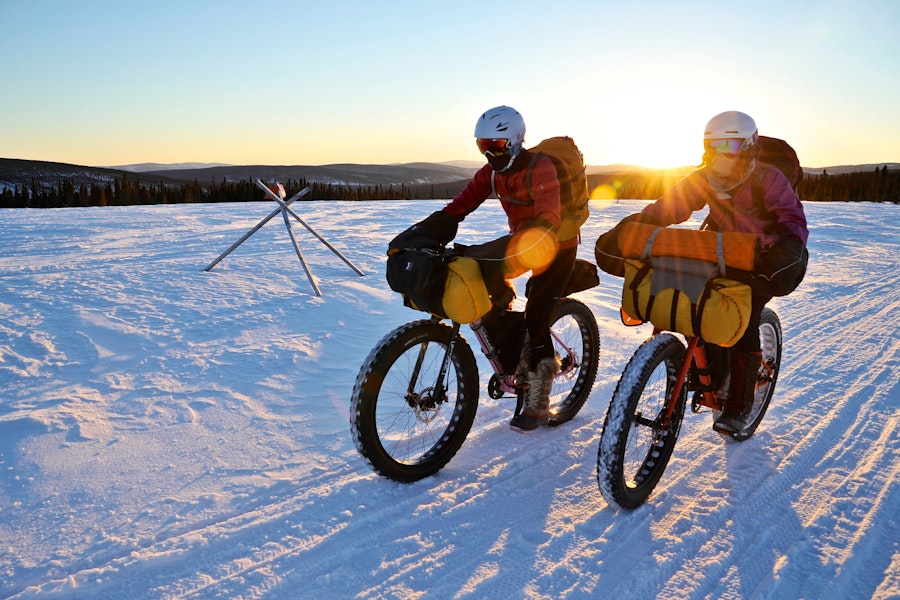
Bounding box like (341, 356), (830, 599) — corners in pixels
(350, 319), (479, 482)
(724, 307), (782, 441)
(547, 298), (600, 425)
(597, 334), (686, 509)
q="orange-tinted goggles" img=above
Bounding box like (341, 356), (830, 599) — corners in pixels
(476, 138), (510, 157)
(705, 138), (747, 156)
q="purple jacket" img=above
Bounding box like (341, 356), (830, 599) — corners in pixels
(640, 164), (808, 250)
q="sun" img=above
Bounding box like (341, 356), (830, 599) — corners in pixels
(610, 101), (706, 169)
(575, 67), (722, 169)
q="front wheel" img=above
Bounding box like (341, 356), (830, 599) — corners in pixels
(350, 319), (480, 482)
(547, 298), (600, 425)
(597, 333), (687, 509)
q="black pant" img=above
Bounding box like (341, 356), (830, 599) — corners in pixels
(731, 291), (772, 353)
(524, 246), (577, 369)
(464, 237), (577, 370)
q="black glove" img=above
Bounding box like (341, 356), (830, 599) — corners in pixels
(776, 235), (804, 256)
(388, 210), (460, 252)
(756, 235), (808, 296)
(630, 212), (662, 226)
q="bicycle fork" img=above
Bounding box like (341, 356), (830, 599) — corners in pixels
(663, 336), (720, 427)
(406, 320), (462, 409)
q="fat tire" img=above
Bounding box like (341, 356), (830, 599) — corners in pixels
(597, 333), (686, 509)
(725, 307), (782, 441)
(547, 298), (600, 426)
(350, 319), (479, 482)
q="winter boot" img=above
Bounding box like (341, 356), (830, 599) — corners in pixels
(713, 350), (763, 435)
(510, 356), (560, 433)
(514, 333), (531, 378)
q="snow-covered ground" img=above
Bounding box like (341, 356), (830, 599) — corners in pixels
(1, 198), (897, 599)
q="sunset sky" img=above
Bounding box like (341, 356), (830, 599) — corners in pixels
(2, 0), (898, 169)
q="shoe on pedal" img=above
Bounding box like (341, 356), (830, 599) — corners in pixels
(712, 411), (747, 435)
(712, 350), (763, 437)
(509, 356), (558, 433)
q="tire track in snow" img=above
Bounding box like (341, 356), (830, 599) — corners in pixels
(569, 220), (900, 598)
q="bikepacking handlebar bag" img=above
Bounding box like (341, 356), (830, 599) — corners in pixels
(386, 249), (492, 324)
(617, 223), (758, 347)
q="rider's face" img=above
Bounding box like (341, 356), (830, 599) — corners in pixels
(709, 152), (740, 179)
(708, 151), (755, 190)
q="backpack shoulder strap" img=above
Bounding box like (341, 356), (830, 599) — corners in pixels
(493, 153), (537, 206)
(524, 152), (543, 202)
(750, 163), (777, 219)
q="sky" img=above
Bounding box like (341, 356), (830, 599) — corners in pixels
(1, 0), (899, 170)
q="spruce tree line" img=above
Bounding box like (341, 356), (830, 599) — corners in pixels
(0, 175), (445, 209)
(604, 166), (899, 204)
(797, 166), (899, 202)
(1, 167), (897, 208)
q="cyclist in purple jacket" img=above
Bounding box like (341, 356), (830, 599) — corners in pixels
(635, 111), (808, 435)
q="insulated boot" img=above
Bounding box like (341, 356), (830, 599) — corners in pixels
(510, 356), (559, 433)
(713, 350), (763, 435)
(514, 333), (531, 383)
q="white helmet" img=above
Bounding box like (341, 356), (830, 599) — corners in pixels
(704, 110), (758, 150)
(474, 105), (525, 148)
(474, 106), (525, 172)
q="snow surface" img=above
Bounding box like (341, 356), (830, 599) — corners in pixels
(1, 198), (898, 599)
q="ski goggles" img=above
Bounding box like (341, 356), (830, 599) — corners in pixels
(705, 138), (751, 156)
(476, 138), (510, 157)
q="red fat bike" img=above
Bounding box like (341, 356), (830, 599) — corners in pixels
(596, 308), (782, 509)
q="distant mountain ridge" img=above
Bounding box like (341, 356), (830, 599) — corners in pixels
(105, 160), (900, 181)
(2, 157), (897, 195)
(141, 162), (483, 187)
(109, 162), (233, 172)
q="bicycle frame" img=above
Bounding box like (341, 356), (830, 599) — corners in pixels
(658, 329), (777, 428)
(663, 334), (717, 428)
(420, 315), (582, 402)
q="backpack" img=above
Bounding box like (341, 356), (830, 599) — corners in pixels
(492, 136), (590, 241)
(757, 135), (802, 190)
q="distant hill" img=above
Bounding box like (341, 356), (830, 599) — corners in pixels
(0, 158), (188, 192)
(803, 163), (900, 176)
(108, 162), (232, 172)
(142, 162), (482, 187)
(2, 156), (897, 197)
